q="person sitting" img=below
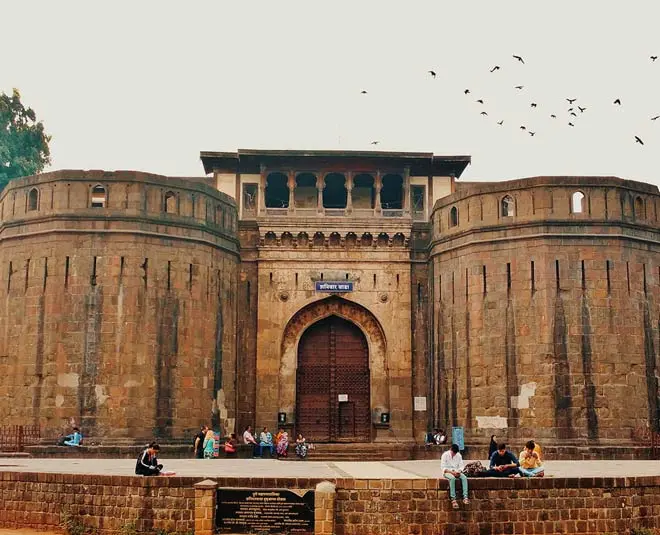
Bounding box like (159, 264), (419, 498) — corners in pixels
(224, 433), (238, 457)
(295, 433), (308, 459)
(519, 440), (544, 477)
(440, 444), (469, 509)
(135, 443), (163, 476)
(58, 427), (83, 446)
(479, 442), (521, 477)
(259, 426), (275, 457)
(275, 428), (289, 458)
(242, 425), (260, 458)
(434, 428), (447, 445)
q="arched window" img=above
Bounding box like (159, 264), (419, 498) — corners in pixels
(163, 191), (177, 213)
(353, 174), (375, 209)
(27, 188), (39, 211)
(323, 173), (347, 209)
(501, 195), (515, 217)
(635, 196), (645, 219)
(294, 173), (317, 208)
(381, 174), (403, 211)
(571, 191), (585, 214)
(449, 206), (458, 227)
(265, 172), (289, 208)
(91, 185), (106, 208)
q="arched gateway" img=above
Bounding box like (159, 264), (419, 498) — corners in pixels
(279, 296), (389, 443)
(296, 316), (370, 442)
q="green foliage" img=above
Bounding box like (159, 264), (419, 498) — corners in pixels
(59, 509), (95, 535)
(0, 88), (51, 190)
(630, 528), (655, 535)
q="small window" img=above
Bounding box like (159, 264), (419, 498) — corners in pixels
(91, 185), (106, 208)
(501, 195), (514, 217)
(571, 191), (585, 214)
(449, 206), (458, 227)
(27, 188), (39, 211)
(411, 185), (426, 221)
(216, 205), (224, 227)
(634, 196), (645, 219)
(242, 183), (258, 217)
(164, 191), (177, 213)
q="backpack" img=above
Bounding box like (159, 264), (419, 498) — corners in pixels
(463, 461), (486, 477)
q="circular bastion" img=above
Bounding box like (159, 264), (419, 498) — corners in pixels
(429, 176), (660, 443)
(0, 170), (240, 441)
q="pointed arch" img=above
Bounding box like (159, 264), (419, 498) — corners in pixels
(278, 296), (389, 430)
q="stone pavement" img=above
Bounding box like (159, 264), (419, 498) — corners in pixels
(1, 457), (659, 479)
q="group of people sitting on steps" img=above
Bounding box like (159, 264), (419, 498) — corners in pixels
(441, 435), (544, 510)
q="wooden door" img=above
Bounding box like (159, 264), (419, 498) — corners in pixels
(296, 316), (371, 442)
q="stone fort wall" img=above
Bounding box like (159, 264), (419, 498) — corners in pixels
(429, 176), (660, 442)
(0, 171), (239, 440)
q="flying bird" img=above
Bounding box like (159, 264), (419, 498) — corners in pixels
(529, 132), (536, 136)
(578, 106), (586, 113)
(464, 89), (470, 94)
(570, 112), (577, 117)
(497, 120), (504, 125)
(613, 98), (621, 105)
(567, 98), (577, 104)
(361, 90), (368, 94)
(513, 54), (525, 64)
(635, 136), (644, 145)
(651, 56), (658, 62)
(370, 141), (380, 145)
(515, 85), (524, 90)
(568, 122), (575, 127)
(567, 108), (574, 112)
(531, 103), (538, 108)
(480, 111), (488, 116)
(428, 70), (437, 78)
(490, 65), (500, 72)
(520, 126), (526, 130)
(476, 99), (484, 104)
(550, 114), (557, 118)
(651, 115), (660, 121)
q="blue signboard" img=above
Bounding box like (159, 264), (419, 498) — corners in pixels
(315, 281), (354, 293)
(451, 426), (465, 451)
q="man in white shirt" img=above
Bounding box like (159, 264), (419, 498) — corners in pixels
(440, 444), (469, 508)
(242, 425), (260, 457)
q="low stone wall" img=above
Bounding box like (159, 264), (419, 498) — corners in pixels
(1, 472), (660, 534)
(335, 476), (660, 535)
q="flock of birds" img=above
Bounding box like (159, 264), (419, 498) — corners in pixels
(361, 54), (659, 146)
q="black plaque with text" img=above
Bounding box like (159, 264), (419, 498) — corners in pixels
(216, 488), (315, 534)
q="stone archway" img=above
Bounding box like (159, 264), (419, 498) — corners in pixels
(279, 297), (389, 435)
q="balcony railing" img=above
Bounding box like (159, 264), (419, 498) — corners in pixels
(257, 207), (419, 219)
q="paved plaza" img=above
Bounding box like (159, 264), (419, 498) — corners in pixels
(1, 457), (659, 479)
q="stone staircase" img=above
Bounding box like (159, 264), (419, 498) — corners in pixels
(287, 442), (416, 462)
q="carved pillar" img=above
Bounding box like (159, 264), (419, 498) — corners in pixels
(317, 173), (325, 215)
(346, 172), (354, 215)
(287, 170), (295, 214)
(403, 167), (411, 215)
(375, 171), (382, 215)
(259, 165), (267, 215)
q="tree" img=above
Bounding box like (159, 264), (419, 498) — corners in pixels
(0, 88), (51, 191)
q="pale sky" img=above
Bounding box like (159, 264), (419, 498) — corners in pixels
(2, 1), (659, 186)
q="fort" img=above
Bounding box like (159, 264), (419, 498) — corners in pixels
(0, 149), (658, 451)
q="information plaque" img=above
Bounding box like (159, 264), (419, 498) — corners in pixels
(216, 488), (315, 534)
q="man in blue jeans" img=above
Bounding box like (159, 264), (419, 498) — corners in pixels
(440, 443), (469, 509)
